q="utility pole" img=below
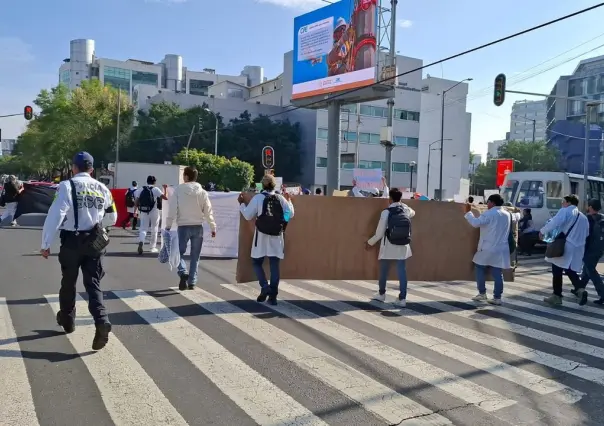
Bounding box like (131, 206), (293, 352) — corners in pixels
(214, 117), (219, 156)
(383, 0), (397, 187)
(114, 88), (121, 189)
(354, 103), (361, 167)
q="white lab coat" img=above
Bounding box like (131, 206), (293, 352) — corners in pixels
(240, 191), (295, 259)
(540, 205), (589, 271)
(464, 207), (520, 269)
(367, 202), (415, 260)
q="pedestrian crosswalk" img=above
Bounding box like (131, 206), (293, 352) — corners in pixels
(2, 273), (603, 425)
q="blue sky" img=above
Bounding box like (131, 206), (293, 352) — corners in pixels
(1, 0), (604, 159)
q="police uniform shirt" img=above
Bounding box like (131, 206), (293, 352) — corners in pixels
(134, 186), (163, 211)
(41, 173), (118, 250)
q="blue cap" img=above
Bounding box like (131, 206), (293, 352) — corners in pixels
(73, 151), (94, 169)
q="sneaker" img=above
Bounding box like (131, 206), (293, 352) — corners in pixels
(372, 293), (386, 302)
(544, 294), (563, 306)
(578, 288), (588, 306)
(267, 294), (278, 305)
(178, 274), (189, 291)
(92, 323), (112, 351)
(393, 298), (406, 308)
(487, 298), (502, 306)
(56, 312), (75, 334)
(137, 242), (143, 255)
(472, 293), (487, 302)
(256, 288), (269, 302)
(150, 247), (159, 254)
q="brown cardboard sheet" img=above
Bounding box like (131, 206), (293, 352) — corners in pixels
(236, 193), (518, 283)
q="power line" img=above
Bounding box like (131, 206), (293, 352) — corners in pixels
(169, 2), (604, 138)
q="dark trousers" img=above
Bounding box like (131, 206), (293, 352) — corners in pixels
(58, 232), (109, 325)
(581, 252), (604, 298)
(551, 264), (583, 297)
(121, 213), (137, 229)
(252, 256), (280, 295)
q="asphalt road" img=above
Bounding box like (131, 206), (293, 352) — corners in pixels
(2, 219), (604, 426)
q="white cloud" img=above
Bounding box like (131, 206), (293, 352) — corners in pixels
(255, 0), (326, 10)
(0, 37), (34, 67)
(397, 19), (413, 29)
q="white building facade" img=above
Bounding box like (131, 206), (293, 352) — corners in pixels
(417, 77), (472, 200)
(509, 99), (547, 142)
(0, 139), (16, 156)
(487, 139), (508, 159)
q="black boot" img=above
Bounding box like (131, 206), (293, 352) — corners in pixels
(92, 323), (112, 351)
(56, 311), (75, 334)
(179, 274), (189, 291)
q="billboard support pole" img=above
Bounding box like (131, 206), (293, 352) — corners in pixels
(383, 0), (398, 188)
(327, 101), (342, 196)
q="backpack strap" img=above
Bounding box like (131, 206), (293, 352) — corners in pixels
(68, 179), (79, 234)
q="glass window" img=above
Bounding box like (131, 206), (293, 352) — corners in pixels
(358, 160), (371, 169)
(501, 180), (518, 204)
(316, 157), (327, 167)
(227, 88), (244, 98)
(546, 181), (563, 209)
(360, 105), (372, 116)
(317, 128), (328, 139)
(103, 66), (131, 92)
(369, 161), (384, 171)
(407, 137), (419, 147)
(392, 162), (409, 173)
(394, 136), (407, 146)
(359, 132), (370, 143)
(369, 133), (380, 144)
(341, 162), (355, 169)
(515, 180), (544, 208)
(342, 104), (357, 114)
(132, 71), (158, 87)
(343, 131), (357, 141)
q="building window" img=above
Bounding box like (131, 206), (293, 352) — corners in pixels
(359, 105), (388, 118)
(227, 88), (244, 98)
(357, 160), (384, 170)
(395, 109), (420, 121)
(341, 161), (355, 169)
(317, 128), (328, 139)
(103, 66), (131, 93)
(394, 136), (419, 147)
(392, 162), (410, 173)
(343, 131), (357, 141)
(132, 71), (158, 87)
(190, 79), (213, 96)
(359, 132), (380, 144)
(342, 104), (357, 114)
(360, 105), (372, 116)
(316, 157), (327, 168)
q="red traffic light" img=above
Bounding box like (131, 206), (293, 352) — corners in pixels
(262, 146), (275, 169)
(24, 105), (33, 120)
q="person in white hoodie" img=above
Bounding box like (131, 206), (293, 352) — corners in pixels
(165, 166), (217, 290)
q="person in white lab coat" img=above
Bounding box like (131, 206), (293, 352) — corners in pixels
(134, 176), (167, 254)
(366, 187), (415, 307)
(238, 174), (294, 305)
(539, 194), (589, 306)
(464, 193), (520, 305)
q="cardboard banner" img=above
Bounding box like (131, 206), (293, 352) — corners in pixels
(161, 187), (239, 258)
(496, 159), (514, 187)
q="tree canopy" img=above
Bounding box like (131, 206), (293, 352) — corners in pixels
(472, 140), (560, 194)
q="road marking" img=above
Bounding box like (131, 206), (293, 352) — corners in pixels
(342, 280), (604, 388)
(178, 286), (452, 426)
(222, 284), (516, 413)
(115, 289), (328, 426)
(294, 280), (583, 404)
(45, 294), (188, 426)
(0, 298), (40, 425)
(412, 281), (604, 339)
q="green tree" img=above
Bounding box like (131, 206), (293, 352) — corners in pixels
(12, 81), (132, 178)
(473, 140), (560, 194)
(173, 149), (254, 191)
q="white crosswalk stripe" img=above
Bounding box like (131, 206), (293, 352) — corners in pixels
(4, 271), (604, 425)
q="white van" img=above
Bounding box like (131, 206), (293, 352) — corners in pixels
(500, 171), (604, 231)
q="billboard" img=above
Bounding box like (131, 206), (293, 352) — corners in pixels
(496, 159), (514, 187)
(292, 0), (378, 100)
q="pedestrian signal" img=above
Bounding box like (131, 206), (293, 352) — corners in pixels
(493, 74), (506, 107)
(262, 146), (275, 169)
(24, 105), (33, 120)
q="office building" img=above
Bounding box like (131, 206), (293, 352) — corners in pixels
(509, 100), (547, 142)
(58, 39), (263, 100)
(0, 139), (16, 156)
(469, 153), (482, 175)
(487, 139), (507, 159)
(417, 77), (472, 200)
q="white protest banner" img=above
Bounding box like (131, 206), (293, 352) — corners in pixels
(353, 168), (383, 190)
(161, 187), (239, 258)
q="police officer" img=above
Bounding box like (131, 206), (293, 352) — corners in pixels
(40, 152), (117, 351)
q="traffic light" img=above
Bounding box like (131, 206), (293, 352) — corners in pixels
(262, 146), (275, 169)
(24, 105), (33, 120)
(493, 74), (506, 107)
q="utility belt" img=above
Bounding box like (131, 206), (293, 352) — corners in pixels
(60, 224), (110, 257)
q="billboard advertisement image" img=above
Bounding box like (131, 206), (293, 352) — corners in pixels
(292, 0), (378, 100)
(496, 159), (514, 187)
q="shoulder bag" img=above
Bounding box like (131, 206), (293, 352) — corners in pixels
(69, 179), (110, 257)
(545, 213), (579, 258)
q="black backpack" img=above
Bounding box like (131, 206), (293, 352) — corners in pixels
(255, 194), (285, 236)
(588, 213), (604, 253)
(385, 206), (411, 245)
(125, 188), (136, 208)
(138, 186), (156, 213)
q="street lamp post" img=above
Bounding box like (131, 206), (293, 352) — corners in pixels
(438, 78), (472, 200)
(427, 138), (451, 198)
(409, 161), (416, 192)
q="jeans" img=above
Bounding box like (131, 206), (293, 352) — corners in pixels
(552, 264), (582, 296)
(475, 264), (504, 299)
(580, 253), (604, 298)
(252, 257), (280, 295)
(177, 225), (204, 285)
(378, 259), (408, 300)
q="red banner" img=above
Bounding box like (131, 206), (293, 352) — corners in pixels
(496, 159), (514, 187)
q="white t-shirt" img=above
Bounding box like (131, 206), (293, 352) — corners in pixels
(134, 186), (163, 212)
